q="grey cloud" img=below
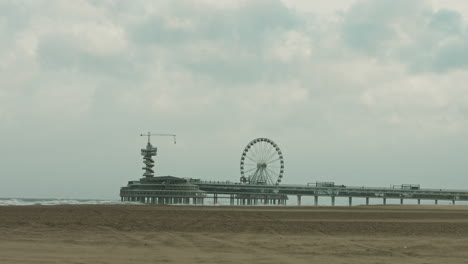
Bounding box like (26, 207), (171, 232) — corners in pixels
(342, 20), (393, 53)
(127, 0), (301, 84)
(341, 0), (468, 73)
(37, 34), (140, 79)
(341, 0), (428, 54)
(0, 1), (34, 32)
(429, 9), (462, 34)
(131, 0), (298, 45)
(433, 40), (468, 72)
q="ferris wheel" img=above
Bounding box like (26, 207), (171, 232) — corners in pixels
(240, 138), (284, 185)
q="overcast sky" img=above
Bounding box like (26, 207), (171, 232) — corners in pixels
(1, 0), (468, 199)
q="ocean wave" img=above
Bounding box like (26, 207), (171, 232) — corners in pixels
(0, 198), (141, 206)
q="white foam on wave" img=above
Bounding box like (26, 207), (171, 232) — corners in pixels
(0, 198), (142, 206)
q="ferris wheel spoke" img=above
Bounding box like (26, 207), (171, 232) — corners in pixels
(245, 149), (257, 161)
(244, 167), (258, 174)
(263, 144), (273, 162)
(254, 142), (262, 159)
(251, 168), (260, 183)
(265, 143), (273, 161)
(262, 168), (269, 184)
(251, 146), (262, 162)
(265, 150), (277, 164)
(266, 167), (278, 177)
(245, 155), (258, 164)
(261, 142), (270, 162)
(262, 168), (270, 183)
(264, 145), (273, 163)
(266, 158), (281, 164)
(258, 142), (266, 162)
(264, 169), (275, 185)
(256, 142), (263, 162)
(256, 169), (263, 183)
(266, 169), (278, 184)
(258, 144), (265, 163)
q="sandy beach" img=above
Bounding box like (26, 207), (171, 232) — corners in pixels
(1, 205), (468, 263)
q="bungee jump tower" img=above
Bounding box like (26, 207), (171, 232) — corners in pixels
(120, 132), (207, 204)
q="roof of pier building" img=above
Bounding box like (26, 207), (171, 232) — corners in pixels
(140, 176), (188, 184)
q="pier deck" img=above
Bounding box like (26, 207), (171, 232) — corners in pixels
(192, 180), (468, 205)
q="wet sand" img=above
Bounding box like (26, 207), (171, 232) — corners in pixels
(1, 205), (468, 263)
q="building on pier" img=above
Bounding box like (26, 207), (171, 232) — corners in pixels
(121, 176), (207, 204)
(120, 136), (207, 205)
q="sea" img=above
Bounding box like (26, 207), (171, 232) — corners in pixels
(1, 197), (462, 206)
(0, 198), (131, 206)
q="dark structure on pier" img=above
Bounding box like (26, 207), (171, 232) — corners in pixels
(120, 133), (206, 205)
(121, 176), (207, 204)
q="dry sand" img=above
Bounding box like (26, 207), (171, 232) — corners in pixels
(1, 205), (468, 263)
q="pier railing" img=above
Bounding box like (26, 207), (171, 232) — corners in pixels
(190, 180), (468, 201)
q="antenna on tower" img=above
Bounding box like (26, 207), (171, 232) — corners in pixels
(140, 132), (177, 144)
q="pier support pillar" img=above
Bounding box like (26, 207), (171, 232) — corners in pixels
(314, 196), (318, 206)
(331, 196), (335, 206)
(349, 197), (352, 206)
(214, 193), (218, 205)
(400, 198), (404, 205)
(453, 200), (456, 205)
(297, 195), (302, 206)
(418, 199), (421, 205)
(435, 200), (438, 205)
(366, 197), (369, 205)
(383, 198), (386, 205)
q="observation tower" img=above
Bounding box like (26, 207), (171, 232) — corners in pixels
(120, 132), (207, 204)
(141, 139), (157, 178)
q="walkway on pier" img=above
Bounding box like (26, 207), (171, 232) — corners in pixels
(192, 181), (468, 206)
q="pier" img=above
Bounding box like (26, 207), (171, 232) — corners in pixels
(120, 135), (468, 206)
(121, 178), (468, 206)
